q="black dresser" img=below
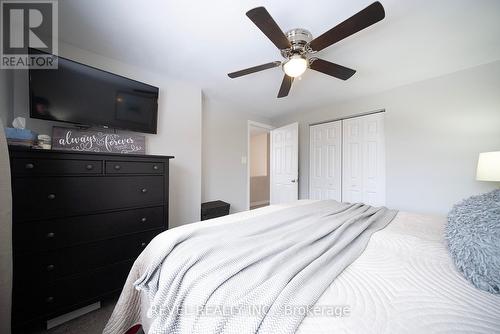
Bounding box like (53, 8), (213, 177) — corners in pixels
(8, 147), (173, 331)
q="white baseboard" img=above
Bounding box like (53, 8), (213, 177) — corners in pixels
(47, 301), (101, 329)
(250, 200), (269, 207)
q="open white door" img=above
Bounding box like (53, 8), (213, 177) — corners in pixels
(270, 123), (299, 204)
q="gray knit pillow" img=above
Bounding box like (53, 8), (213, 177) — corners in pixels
(445, 189), (500, 294)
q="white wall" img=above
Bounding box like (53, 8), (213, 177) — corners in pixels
(0, 69), (13, 334)
(0, 71), (13, 127)
(202, 97), (271, 213)
(9, 43), (202, 228)
(272, 60), (500, 215)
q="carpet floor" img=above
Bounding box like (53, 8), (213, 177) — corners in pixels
(250, 203), (269, 210)
(34, 299), (117, 334)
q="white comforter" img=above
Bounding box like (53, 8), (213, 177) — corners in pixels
(105, 201), (500, 334)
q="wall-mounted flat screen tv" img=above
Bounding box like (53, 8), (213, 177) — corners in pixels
(29, 52), (159, 134)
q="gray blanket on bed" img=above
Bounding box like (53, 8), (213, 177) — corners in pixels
(134, 200), (397, 334)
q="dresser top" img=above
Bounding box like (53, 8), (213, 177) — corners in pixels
(8, 145), (174, 160)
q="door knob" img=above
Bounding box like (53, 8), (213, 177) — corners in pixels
(291, 179), (297, 183)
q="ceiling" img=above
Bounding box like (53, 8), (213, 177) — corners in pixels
(59, 0), (500, 117)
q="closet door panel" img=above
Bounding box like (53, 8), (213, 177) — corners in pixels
(309, 128), (323, 200)
(342, 119), (363, 203)
(343, 113), (386, 206)
(362, 113), (386, 206)
(309, 122), (341, 201)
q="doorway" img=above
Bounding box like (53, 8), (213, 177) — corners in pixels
(247, 121), (273, 210)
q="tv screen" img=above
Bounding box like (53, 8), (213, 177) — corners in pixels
(29, 54), (159, 134)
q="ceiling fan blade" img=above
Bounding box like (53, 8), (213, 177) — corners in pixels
(228, 61), (282, 78)
(309, 1), (385, 52)
(310, 58), (356, 80)
(246, 7), (291, 50)
(277, 75), (293, 98)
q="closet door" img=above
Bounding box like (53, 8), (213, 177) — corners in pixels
(343, 113), (385, 206)
(309, 121), (342, 201)
(342, 118), (364, 203)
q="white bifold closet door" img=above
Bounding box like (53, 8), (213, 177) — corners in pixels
(342, 113), (386, 206)
(309, 112), (385, 206)
(309, 121), (342, 201)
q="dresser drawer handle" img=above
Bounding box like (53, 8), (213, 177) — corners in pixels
(141, 188), (148, 194)
(153, 165), (159, 170)
(46, 264), (55, 272)
(46, 232), (55, 239)
(85, 164), (94, 170)
(46, 296), (54, 303)
(25, 163), (35, 169)
(141, 217), (147, 223)
(114, 164), (121, 170)
(47, 194), (56, 200)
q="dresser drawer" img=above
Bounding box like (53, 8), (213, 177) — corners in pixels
(12, 158), (102, 175)
(14, 206), (164, 252)
(14, 229), (160, 283)
(12, 260), (133, 323)
(13, 176), (164, 220)
(105, 160), (164, 174)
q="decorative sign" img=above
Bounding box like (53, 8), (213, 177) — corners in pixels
(52, 126), (145, 154)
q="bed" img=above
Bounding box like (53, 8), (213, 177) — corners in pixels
(104, 200), (500, 334)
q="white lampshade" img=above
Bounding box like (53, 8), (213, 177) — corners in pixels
(283, 55), (307, 78)
(477, 151), (500, 181)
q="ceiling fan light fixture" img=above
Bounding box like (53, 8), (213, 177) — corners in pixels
(283, 55), (307, 78)
(229, 2), (386, 97)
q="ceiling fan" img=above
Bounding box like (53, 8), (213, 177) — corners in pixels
(227, 2), (385, 98)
